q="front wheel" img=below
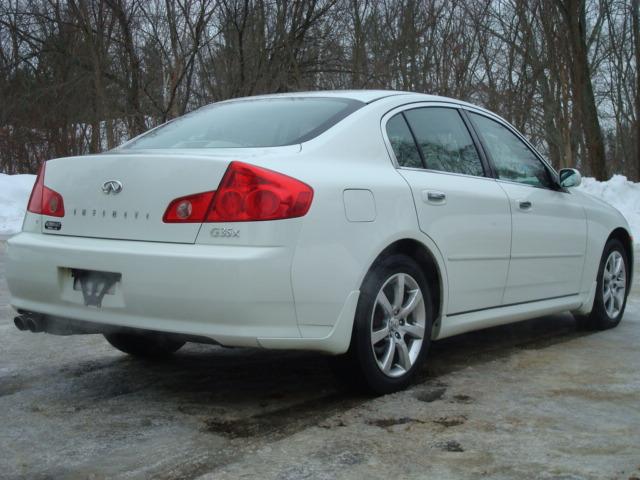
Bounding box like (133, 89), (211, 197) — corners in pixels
(575, 239), (629, 330)
(337, 254), (433, 394)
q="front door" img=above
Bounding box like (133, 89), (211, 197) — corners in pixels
(467, 111), (587, 305)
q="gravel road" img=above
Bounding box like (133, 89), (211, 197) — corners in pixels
(1, 239), (639, 480)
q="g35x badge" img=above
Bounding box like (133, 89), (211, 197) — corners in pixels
(211, 227), (240, 238)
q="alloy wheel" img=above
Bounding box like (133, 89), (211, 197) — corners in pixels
(370, 273), (426, 378)
(602, 250), (626, 319)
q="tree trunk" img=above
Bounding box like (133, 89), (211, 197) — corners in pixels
(106, 0), (146, 136)
(558, 0), (607, 180)
(632, 0), (640, 181)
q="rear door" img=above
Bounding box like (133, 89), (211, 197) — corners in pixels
(385, 105), (512, 315)
(466, 111), (587, 305)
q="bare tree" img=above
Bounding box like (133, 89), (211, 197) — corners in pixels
(555, 0), (607, 180)
(632, 0), (640, 181)
(0, 0), (637, 180)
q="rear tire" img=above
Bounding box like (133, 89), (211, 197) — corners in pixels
(575, 239), (629, 330)
(104, 332), (185, 358)
(335, 254), (433, 395)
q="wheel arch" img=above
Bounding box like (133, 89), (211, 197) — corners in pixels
(366, 238), (445, 338)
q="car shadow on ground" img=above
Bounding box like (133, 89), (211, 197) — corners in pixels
(38, 312), (591, 440)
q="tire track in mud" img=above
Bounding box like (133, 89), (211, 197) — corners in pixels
(201, 392), (366, 439)
(147, 318), (592, 479)
(147, 389), (368, 480)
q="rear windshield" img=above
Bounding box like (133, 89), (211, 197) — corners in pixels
(123, 97), (364, 149)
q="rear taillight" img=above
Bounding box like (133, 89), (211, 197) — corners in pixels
(27, 163), (65, 217)
(207, 162), (313, 222)
(162, 162), (313, 223)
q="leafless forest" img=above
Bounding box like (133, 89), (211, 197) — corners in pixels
(0, 0), (638, 180)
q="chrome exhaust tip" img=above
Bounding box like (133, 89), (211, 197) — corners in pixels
(14, 316), (28, 331)
(14, 314), (45, 333)
(27, 317), (44, 333)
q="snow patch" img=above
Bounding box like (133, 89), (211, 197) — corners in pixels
(0, 174), (36, 236)
(576, 175), (640, 245)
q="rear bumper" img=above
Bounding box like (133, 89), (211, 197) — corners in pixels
(7, 232), (312, 349)
(7, 233), (357, 354)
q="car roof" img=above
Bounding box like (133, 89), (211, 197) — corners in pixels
(211, 90), (503, 125)
(222, 89), (474, 105)
(235, 90), (407, 103)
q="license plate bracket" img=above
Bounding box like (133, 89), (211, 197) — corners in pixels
(71, 269), (121, 308)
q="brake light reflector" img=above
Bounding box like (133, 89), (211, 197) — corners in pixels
(27, 163), (65, 217)
(163, 191), (216, 223)
(206, 162), (313, 222)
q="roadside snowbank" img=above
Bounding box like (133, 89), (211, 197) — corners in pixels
(0, 173), (638, 243)
(577, 175), (640, 245)
(0, 174), (36, 236)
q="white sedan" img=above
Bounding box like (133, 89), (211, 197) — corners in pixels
(6, 90), (632, 393)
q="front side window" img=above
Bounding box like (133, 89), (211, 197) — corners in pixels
(124, 97), (364, 149)
(385, 114), (423, 168)
(403, 107), (484, 177)
(469, 113), (554, 189)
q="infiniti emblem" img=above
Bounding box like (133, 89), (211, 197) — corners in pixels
(102, 180), (123, 195)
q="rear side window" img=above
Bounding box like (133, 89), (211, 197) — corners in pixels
(386, 114), (423, 168)
(469, 112), (554, 189)
(403, 107), (484, 177)
(124, 97), (364, 149)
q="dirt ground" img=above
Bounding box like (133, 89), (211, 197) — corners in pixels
(1, 239), (639, 480)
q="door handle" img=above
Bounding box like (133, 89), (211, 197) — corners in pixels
(423, 191), (446, 204)
(519, 200), (532, 210)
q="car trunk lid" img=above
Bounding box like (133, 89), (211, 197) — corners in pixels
(39, 147), (299, 243)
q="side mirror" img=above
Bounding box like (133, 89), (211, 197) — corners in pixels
(558, 168), (582, 188)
